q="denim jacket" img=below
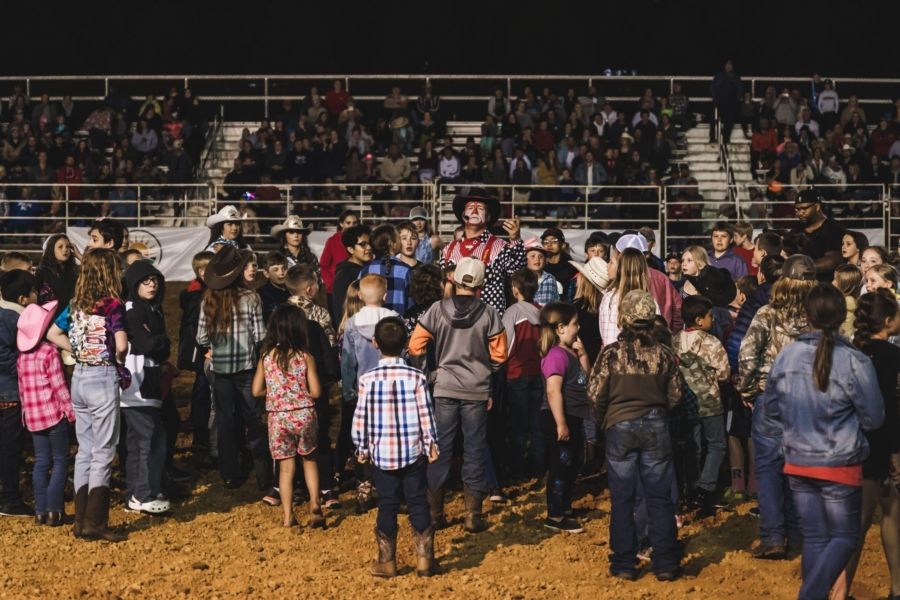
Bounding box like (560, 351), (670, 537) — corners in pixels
(761, 332), (885, 467)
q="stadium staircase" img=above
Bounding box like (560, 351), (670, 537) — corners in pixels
(683, 124), (753, 224)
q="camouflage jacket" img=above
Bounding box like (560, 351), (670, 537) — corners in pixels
(588, 337), (683, 430)
(736, 304), (810, 403)
(673, 329), (731, 417)
(289, 295), (338, 349)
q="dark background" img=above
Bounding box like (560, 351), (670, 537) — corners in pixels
(10, 1), (900, 77)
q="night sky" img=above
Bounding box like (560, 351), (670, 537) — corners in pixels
(11, 1), (899, 77)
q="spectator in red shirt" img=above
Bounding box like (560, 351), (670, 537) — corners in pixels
(868, 116), (897, 160)
(56, 155), (83, 201)
(320, 209), (360, 319)
(534, 120), (556, 153)
(324, 80), (349, 119)
(751, 119), (778, 171)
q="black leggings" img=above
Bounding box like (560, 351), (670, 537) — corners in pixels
(540, 411), (583, 518)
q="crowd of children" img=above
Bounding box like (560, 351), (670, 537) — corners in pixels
(0, 199), (898, 597)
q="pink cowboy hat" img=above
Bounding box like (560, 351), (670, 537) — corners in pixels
(17, 300), (58, 353)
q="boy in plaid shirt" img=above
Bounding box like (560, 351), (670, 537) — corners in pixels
(357, 224), (413, 315)
(352, 316), (439, 579)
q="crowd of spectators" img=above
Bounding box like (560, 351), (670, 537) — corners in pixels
(0, 84), (208, 233)
(736, 73), (900, 229)
(221, 79), (694, 224)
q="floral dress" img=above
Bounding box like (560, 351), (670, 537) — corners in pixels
(263, 351), (317, 459)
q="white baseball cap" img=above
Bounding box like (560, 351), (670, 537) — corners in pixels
(615, 233), (649, 253)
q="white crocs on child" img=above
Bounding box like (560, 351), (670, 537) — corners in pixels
(128, 496), (171, 515)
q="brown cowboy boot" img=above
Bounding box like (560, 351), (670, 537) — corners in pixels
(72, 486), (88, 538)
(427, 487), (447, 529)
(413, 525), (441, 576)
(463, 489), (488, 533)
(370, 527), (397, 578)
(80, 487), (127, 543)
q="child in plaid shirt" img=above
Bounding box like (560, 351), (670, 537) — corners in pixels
(17, 300), (73, 527)
(353, 316), (439, 579)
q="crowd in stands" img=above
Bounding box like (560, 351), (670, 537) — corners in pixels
(0, 84), (208, 232)
(220, 79), (691, 223)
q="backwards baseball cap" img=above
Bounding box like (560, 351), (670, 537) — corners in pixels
(408, 206), (428, 221)
(454, 257), (486, 289)
(540, 227), (565, 242)
(782, 254), (817, 281)
(615, 233), (649, 254)
(620, 290), (656, 325)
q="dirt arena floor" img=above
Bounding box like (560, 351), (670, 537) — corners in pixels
(0, 284), (892, 599)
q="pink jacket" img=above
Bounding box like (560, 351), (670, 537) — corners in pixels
(648, 268), (683, 332)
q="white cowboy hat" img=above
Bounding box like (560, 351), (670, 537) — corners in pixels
(569, 256), (611, 291)
(206, 205), (246, 228)
(270, 214), (311, 237)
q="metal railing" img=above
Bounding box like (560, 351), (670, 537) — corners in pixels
(3, 74), (899, 121)
(1, 180), (897, 256)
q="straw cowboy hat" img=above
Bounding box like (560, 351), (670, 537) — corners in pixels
(202, 245), (252, 290)
(206, 205), (246, 228)
(569, 257), (611, 291)
(270, 215), (311, 237)
(452, 188), (501, 227)
(17, 300), (58, 353)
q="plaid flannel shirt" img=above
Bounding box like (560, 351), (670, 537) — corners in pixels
(533, 271), (560, 307)
(197, 290), (265, 375)
(17, 341), (74, 432)
(351, 357), (437, 471)
(358, 257), (413, 315)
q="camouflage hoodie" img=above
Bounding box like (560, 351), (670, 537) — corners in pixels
(673, 329), (730, 417)
(737, 304), (810, 405)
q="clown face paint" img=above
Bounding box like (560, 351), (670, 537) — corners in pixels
(463, 201), (488, 227)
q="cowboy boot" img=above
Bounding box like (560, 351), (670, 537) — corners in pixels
(427, 487), (447, 529)
(72, 485), (88, 538)
(81, 487), (127, 543)
(413, 525), (440, 577)
(463, 489), (488, 533)
(370, 527), (397, 578)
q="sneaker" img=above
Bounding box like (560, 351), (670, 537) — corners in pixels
(0, 502), (33, 517)
(637, 546), (653, 562)
(321, 490), (342, 509)
(262, 487), (281, 506)
(543, 517), (584, 533)
(488, 490), (509, 504)
(749, 506), (760, 518)
(127, 496), (170, 515)
(655, 567), (683, 582)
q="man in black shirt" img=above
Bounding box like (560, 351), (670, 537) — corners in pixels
(790, 192), (845, 281)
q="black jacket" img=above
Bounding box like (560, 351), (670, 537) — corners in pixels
(178, 278), (206, 370)
(331, 260), (363, 323)
(125, 261), (170, 399)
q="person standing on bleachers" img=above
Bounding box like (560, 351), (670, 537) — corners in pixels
(710, 60), (742, 144)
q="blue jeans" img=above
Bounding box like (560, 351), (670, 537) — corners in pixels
(427, 398), (488, 497)
(72, 364), (121, 490)
(32, 420), (69, 514)
(372, 457), (430, 537)
(693, 415), (727, 492)
(789, 476), (862, 600)
(605, 409), (681, 575)
(507, 376), (545, 479)
(753, 427), (801, 547)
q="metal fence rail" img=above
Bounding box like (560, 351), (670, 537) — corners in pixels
(3, 73), (899, 120)
(1, 181), (897, 255)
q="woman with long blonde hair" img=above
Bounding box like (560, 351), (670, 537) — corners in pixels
(61, 248), (128, 542)
(598, 248), (655, 348)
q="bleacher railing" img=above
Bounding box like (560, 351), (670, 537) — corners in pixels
(2, 181), (897, 255)
(4, 74), (899, 121)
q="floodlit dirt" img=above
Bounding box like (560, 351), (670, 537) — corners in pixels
(0, 285), (891, 599)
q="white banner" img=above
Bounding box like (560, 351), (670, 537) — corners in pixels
(67, 227), (211, 282)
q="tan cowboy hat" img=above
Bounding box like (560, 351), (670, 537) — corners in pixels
(203, 245), (252, 290)
(391, 115), (409, 129)
(206, 205), (246, 228)
(569, 256), (611, 291)
(270, 214), (311, 237)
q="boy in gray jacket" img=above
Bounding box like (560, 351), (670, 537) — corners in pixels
(409, 257), (507, 533)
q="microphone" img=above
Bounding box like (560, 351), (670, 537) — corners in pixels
(463, 215), (470, 222)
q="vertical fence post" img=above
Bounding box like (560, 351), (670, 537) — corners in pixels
(64, 185), (69, 233)
(584, 186), (590, 231)
(264, 77), (269, 120)
(659, 185), (667, 254)
(884, 184), (890, 250)
(136, 185), (142, 227)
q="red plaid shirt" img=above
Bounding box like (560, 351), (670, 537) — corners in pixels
(17, 341), (74, 432)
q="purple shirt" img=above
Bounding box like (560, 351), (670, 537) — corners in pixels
(709, 248), (748, 281)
